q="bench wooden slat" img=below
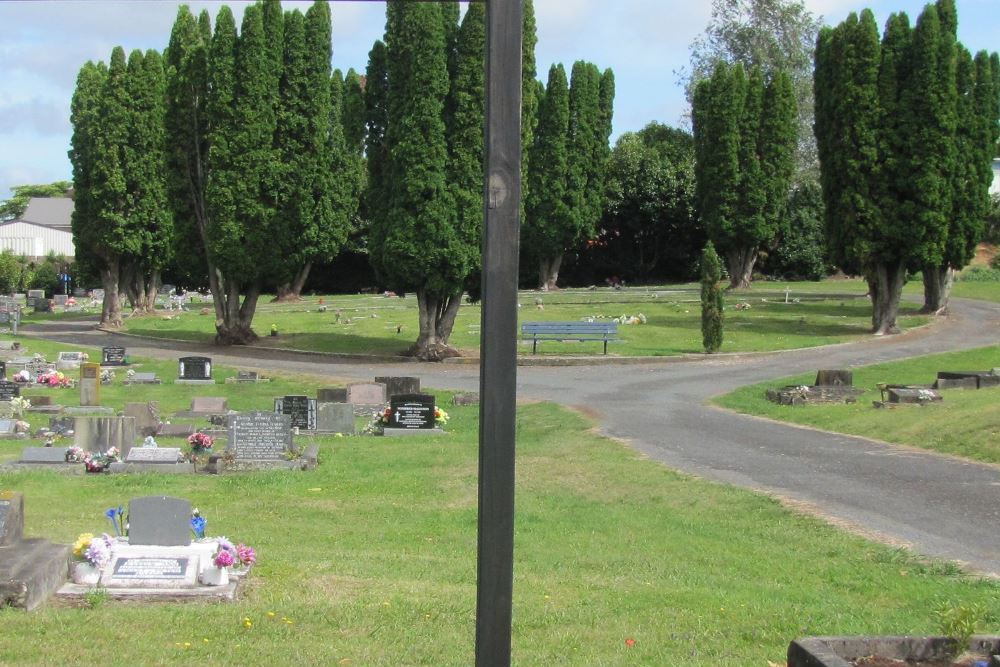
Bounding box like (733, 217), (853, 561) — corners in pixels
(520, 321), (619, 354)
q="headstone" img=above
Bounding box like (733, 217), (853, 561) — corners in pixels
(236, 370), (258, 382)
(316, 402), (355, 434)
(79, 362), (101, 406)
(0, 491), (24, 545)
(0, 419), (17, 438)
(25, 358), (54, 378)
(73, 415), (136, 456)
(934, 374), (979, 390)
(18, 447), (71, 464)
(73, 287), (86, 297)
(22, 393), (51, 407)
(227, 412), (292, 461)
(128, 496), (191, 546)
(178, 356), (211, 380)
(125, 447), (182, 464)
(33, 299), (52, 313)
(124, 402), (159, 437)
(101, 346), (127, 366)
(157, 422), (197, 437)
(126, 372), (160, 385)
(56, 351), (85, 370)
(347, 382), (386, 406)
(317, 387), (347, 403)
(48, 416), (75, 434)
(158, 284), (175, 295)
(190, 396), (227, 415)
(0, 360), (5, 379)
(53, 294), (68, 306)
(374, 376), (421, 400)
(273, 395), (316, 430)
(888, 387), (943, 404)
(26, 290), (45, 307)
(815, 369), (854, 386)
(12, 293), (26, 304)
(388, 393), (436, 430)
(0, 380), (20, 400)
(91, 289), (105, 301)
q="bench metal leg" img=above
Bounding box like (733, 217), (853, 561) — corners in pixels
(603, 339), (608, 355)
(532, 338), (537, 354)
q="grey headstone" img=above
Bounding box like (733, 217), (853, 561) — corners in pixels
(128, 372), (159, 384)
(317, 387), (347, 403)
(236, 370), (258, 382)
(347, 382), (386, 406)
(79, 362), (101, 406)
(452, 392), (479, 406)
(0, 419), (16, 434)
(52, 294), (68, 306)
(190, 396), (227, 414)
(375, 376), (421, 400)
(48, 416), (75, 434)
(934, 376), (979, 390)
(316, 402), (355, 434)
(888, 387), (943, 404)
(124, 402), (160, 437)
(227, 411), (292, 461)
(0, 491), (24, 545)
(125, 447), (182, 463)
(19, 447), (70, 463)
(56, 351), (84, 363)
(157, 422), (197, 437)
(26, 290), (45, 307)
(128, 496), (191, 546)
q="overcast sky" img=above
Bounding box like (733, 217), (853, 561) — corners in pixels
(1, 0), (996, 200)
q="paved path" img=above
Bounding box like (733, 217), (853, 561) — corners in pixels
(20, 297), (1000, 575)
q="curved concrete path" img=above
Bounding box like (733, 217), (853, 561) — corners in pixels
(19, 297), (1000, 575)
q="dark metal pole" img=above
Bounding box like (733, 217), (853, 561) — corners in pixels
(476, 0), (522, 665)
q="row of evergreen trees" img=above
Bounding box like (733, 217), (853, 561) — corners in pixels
(69, 0), (615, 357)
(815, 0), (999, 333)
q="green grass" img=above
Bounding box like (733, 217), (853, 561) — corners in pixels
(1, 337), (998, 665)
(714, 345), (1000, 464)
(33, 283), (935, 358)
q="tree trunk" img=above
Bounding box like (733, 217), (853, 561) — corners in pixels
(725, 246), (757, 289)
(538, 254), (562, 291)
(214, 282), (260, 345)
(99, 260), (123, 328)
(870, 260), (906, 335)
(144, 269), (160, 313)
(921, 264), (953, 315)
(272, 262), (312, 302)
(408, 289), (463, 361)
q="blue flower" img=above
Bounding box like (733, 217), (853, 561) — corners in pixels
(190, 515), (206, 539)
(105, 508), (121, 536)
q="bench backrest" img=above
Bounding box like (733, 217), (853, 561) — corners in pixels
(521, 321), (618, 335)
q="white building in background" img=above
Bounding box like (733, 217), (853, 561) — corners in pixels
(0, 197), (75, 260)
(992, 158), (1000, 195)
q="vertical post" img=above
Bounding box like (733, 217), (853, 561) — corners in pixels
(477, 0), (522, 666)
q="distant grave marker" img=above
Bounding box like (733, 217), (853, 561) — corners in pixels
(177, 357), (214, 384)
(101, 346), (127, 366)
(227, 412), (292, 461)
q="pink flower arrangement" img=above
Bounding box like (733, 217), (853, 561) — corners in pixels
(213, 549), (235, 568)
(236, 544), (256, 566)
(187, 432), (214, 453)
(36, 371), (72, 387)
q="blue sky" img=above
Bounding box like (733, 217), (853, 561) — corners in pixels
(0, 0), (996, 200)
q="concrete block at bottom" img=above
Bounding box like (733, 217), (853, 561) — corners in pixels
(382, 428), (445, 437)
(0, 538), (71, 611)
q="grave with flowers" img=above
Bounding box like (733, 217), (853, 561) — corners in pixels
(58, 496), (255, 603)
(370, 393), (449, 436)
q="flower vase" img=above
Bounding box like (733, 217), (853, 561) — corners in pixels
(199, 565), (229, 586)
(72, 562), (101, 585)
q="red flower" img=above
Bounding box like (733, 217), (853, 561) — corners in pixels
(624, 638), (635, 647)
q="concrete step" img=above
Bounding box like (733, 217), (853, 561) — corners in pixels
(0, 538), (71, 611)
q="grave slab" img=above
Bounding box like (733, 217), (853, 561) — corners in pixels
(18, 447), (71, 464)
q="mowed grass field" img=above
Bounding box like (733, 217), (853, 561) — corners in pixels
(71, 280), (940, 358)
(1, 337), (998, 665)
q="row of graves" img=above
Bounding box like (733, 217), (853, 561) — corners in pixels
(766, 368), (1000, 407)
(1, 490), (256, 609)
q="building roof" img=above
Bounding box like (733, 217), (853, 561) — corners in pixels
(0, 218), (74, 234)
(20, 197), (73, 229)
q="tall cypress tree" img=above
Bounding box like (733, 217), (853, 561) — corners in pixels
(372, 1), (469, 360)
(524, 64), (571, 290)
(121, 49), (172, 313)
(521, 0), (539, 223)
(363, 40), (389, 235)
(700, 242), (724, 353)
(69, 60), (107, 319)
(342, 68), (366, 158)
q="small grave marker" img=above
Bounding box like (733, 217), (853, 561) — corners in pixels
(388, 394), (436, 430)
(888, 387), (943, 404)
(177, 356), (213, 384)
(0, 380), (20, 400)
(128, 496), (191, 547)
(18, 447), (70, 464)
(101, 346), (127, 366)
(316, 402), (355, 434)
(375, 376), (421, 400)
(317, 387), (347, 403)
(126, 372), (160, 385)
(190, 396), (228, 415)
(53, 294), (68, 306)
(125, 447), (182, 464)
(274, 395), (316, 430)
(347, 382), (386, 406)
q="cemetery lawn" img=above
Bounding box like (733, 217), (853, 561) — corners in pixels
(84, 281), (938, 357)
(2, 340), (999, 665)
(714, 345), (1000, 464)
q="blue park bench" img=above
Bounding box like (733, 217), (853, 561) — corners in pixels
(521, 321), (619, 355)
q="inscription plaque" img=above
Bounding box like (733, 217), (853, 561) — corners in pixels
(227, 411), (292, 460)
(111, 556), (189, 579)
(389, 394), (436, 430)
(125, 447), (182, 463)
(0, 380), (19, 400)
(101, 346), (127, 366)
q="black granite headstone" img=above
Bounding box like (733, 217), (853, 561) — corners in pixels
(178, 356), (211, 380)
(274, 395), (315, 430)
(0, 380), (20, 400)
(101, 346), (127, 366)
(0, 361), (5, 379)
(389, 393), (436, 430)
(128, 496), (192, 547)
